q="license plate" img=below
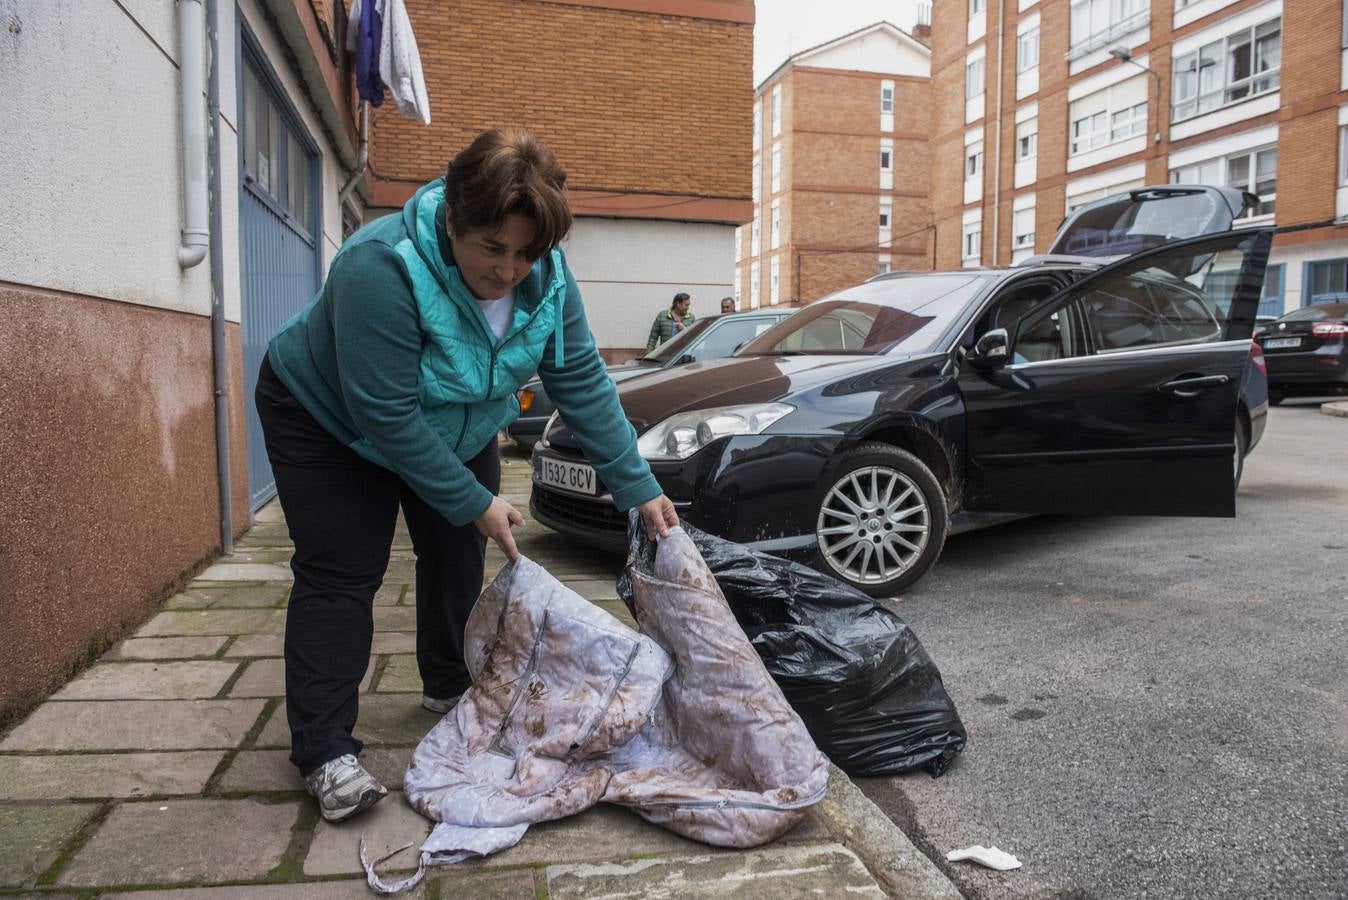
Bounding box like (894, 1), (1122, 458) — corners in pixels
(1264, 337), (1300, 349)
(535, 456), (598, 496)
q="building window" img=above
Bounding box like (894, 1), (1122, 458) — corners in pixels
(881, 148), (892, 170)
(966, 57), (984, 100)
(770, 257), (781, 305)
(753, 100), (761, 150)
(750, 261), (761, 310)
(1069, 78), (1148, 155)
(751, 215), (761, 255)
(966, 143), (984, 178)
(970, 0), (985, 14)
(1017, 27), (1040, 72)
(1259, 263), (1284, 317)
(1306, 259), (1348, 305)
(881, 85), (894, 113)
(770, 200), (781, 249)
(771, 144), (782, 193)
(879, 202), (892, 228)
(771, 85), (782, 136)
(962, 225), (982, 265)
(1340, 125), (1348, 185)
(1110, 102), (1147, 141)
(1172, 18), (1281, 123)
(751, 156), (760, 203)
(1013, 207), (1036, 250)
(1069, 0), (1148, 56)
(878, 260), (892, 276)
(1171, 145), (1276, 217)
(1017, 126), (1038, 160)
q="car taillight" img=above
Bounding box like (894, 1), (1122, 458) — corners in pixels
(518, 388), (535, 412)
(1249, 339), (1266, 375)
(1311, 322), (1348, 338)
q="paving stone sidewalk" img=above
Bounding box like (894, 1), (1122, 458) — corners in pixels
(0, 445), (960, 899)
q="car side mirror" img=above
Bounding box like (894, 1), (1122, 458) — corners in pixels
(968, 328), (1010, 370)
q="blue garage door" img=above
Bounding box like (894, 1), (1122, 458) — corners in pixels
(238, 34), (321, 510)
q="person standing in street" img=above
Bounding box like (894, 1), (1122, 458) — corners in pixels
(645, 292), (695, 351)
(257, 127), (678, 824)
(720, 296), (736, 314)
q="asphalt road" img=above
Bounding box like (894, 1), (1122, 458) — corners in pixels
(858, 401), (1348, 899)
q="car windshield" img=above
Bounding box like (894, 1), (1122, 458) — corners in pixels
(739, 274), (993, 356)
(637, 316), (718, 363)
(1280, 303), (1348, 322)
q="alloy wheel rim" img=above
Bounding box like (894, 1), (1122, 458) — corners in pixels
(817, 465), (930, 585)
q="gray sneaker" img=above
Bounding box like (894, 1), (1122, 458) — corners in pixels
(422, 694), (462, 715)
(304, 754), (387, 822)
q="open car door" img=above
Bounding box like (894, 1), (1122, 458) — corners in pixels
(960, 228), (1272, 517)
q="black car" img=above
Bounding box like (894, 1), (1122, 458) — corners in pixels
(507, 310), (792, 448)
(531, 186), (1272, 595)
(1256, 301), (1348, 404)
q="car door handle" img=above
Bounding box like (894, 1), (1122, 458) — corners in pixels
(1160, 374), (1229, 397)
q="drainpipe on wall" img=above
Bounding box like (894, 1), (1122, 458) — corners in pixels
(177, 0), (209, 269)
(205, 0), (233, 554)
(989, 0), (1007, 265)
(339, 101), (370, 207)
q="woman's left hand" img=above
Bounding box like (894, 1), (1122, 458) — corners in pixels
(635, 494), (679, 540)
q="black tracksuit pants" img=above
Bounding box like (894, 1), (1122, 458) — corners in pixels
(255, 357), (498, 776)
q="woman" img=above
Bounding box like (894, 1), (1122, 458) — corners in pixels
(256, 127), (677, 823)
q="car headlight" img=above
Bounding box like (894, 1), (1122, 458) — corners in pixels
(636, 403), (793, 461)
(540, 410), (561, 448)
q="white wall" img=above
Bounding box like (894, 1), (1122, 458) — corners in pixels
(0, 0), (211, 316)
(564, 218), (736, 349)
(0, 1), (349, 325)
(803, 30), (930, 78)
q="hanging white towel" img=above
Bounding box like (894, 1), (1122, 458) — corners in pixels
(375, 0), (431, 125)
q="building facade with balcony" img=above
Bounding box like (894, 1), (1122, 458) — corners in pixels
(737, 21), (933, 309)
(933, 0), (1348, 313)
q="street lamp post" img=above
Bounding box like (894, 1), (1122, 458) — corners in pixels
(1109, 46), (1162, 146)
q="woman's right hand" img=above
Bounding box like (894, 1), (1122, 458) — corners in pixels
(475, 496), (525, 561)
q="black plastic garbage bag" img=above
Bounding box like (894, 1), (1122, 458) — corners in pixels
(617, 514), (966, 778)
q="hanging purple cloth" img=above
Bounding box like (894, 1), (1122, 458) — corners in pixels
(348, 0), (385, 106)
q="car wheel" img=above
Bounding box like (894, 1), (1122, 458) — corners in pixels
(1268, 386), (1285, 406)
(814, 443), (947, 597)
(1234, 421), (1247, 492)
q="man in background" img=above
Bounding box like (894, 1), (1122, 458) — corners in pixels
(720, 297), (736, 314)
(646, 292), (695, 351)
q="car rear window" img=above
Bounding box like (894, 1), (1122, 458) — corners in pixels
(740, 274), (993, 356)
(1051, 191), (1230, 258)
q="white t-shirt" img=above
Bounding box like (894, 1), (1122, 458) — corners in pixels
(477, 289), (515, 341)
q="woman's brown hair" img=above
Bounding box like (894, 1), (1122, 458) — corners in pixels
(443, 127), (572, 261)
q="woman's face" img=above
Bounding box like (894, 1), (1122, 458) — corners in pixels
(450, 213), (538, 300)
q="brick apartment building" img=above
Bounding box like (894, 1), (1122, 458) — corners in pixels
(933, 0), (1348, 313)
(737, 22), (933, 309)
(0, 0), (751, 717)
(364, 0), (754, 355)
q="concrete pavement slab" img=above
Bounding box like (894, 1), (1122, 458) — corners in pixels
(57, 798), (300, 886)
(0, 752), (224, 800)
(166, 584), (289, 609)
(376, 655), (420, 693)
(0, 803), (98, 887)
(1, 700), (267, 751)
(373, 606), (417, 632)
(1320, 400), (1348, 417)
(303, 792), (431, 876)
(225, 634), (283, 657)
(52, 661), (239, 700)
(375, 583), (405, 605)
(196, 562), (292, 581)
(101, 881), (432, 899)
(354, 693), (442, 745)
(372, 633), (417, 654)
(545, 842), (885, 898)
(564, 579), (620, 601)
(110, 637), (229, 660)
(216, 750), (302, 793)
(254, 702), (289, 748)
(138, 609), (286, 637)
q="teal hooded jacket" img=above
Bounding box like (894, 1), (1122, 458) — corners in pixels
(267, 179), (661, 526)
